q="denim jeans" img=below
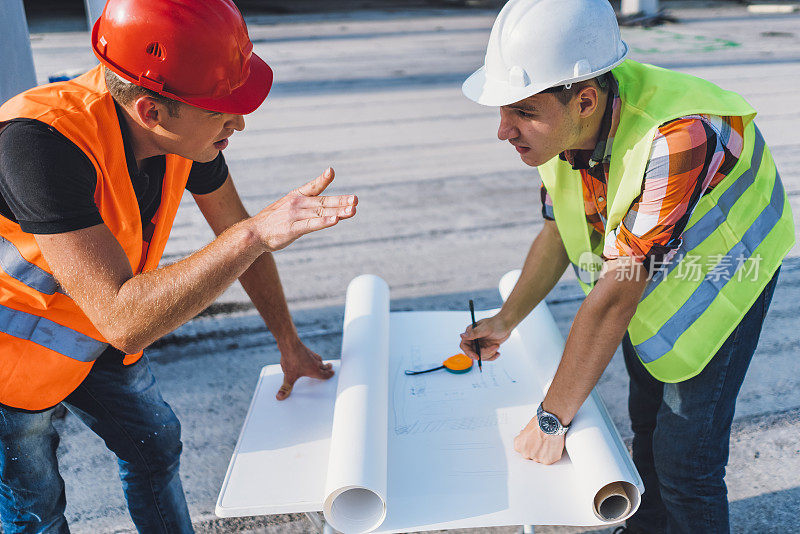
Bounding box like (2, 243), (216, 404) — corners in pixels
(0, 352), (193, 534)
(623, 267), (780, 534)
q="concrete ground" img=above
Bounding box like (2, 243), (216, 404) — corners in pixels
(15, 1), (800, 533)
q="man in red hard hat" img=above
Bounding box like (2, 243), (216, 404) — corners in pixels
(0, 0), (355, 531)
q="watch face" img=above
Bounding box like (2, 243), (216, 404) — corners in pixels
(539, 414), (560, 434)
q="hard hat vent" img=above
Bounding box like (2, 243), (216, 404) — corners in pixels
(573, 60), (591, 77)
(508, 65), (531, 88)
(145, 42), (166, 60)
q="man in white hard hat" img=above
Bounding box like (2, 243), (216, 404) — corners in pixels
(459, 0), (793, 532)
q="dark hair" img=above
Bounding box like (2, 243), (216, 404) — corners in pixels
(544, 73), (611, 105)
(103, 67), (181, 117)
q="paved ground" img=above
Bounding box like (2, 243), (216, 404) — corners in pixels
(14, 1), (800, 533)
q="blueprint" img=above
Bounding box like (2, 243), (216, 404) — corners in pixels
(215, 272), (643, 533)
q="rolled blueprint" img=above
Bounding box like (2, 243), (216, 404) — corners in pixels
(323, 275), (391, 533)
(593, 481), (633, 521)
(499, 270), (641, 523)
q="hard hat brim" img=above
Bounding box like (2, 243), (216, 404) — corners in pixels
(462, 41), (629, 107)
(180, 52), (274, 115)
(461, 66), (543, 107)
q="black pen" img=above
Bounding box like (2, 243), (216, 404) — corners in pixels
(469, 299), (482, 372)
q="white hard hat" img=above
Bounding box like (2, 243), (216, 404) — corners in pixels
(462, 0), (628, 106)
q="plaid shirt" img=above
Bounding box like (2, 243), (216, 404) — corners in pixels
(541, 76), (746, 271)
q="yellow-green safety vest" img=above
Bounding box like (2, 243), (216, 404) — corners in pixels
(538, 60), (795, 383)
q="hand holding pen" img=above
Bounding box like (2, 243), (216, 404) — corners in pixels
(459, 309), (513, 364)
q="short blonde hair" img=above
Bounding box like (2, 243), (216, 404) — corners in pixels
(103, 67), (181, 117)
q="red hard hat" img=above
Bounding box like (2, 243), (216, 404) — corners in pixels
(92, 0), (272, 114)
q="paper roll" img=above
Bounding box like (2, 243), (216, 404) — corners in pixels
(593, 481), (634, 521)
(499, 269), (642, 524)
(323, 275), (391, 533)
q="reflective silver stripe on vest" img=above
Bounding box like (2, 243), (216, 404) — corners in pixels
(0, 304), (107, 362)
(634, 165), (786, 363)
(0, 236), (63, 295)
(642, 128), (766, 299)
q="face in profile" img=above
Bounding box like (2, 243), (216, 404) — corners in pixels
(131, 95), (245, 163)
(152, 103), (246, 163)
(496, 90), (591, 167)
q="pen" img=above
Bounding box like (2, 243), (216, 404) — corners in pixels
(469, 299), (482, 373)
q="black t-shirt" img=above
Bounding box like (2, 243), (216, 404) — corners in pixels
(0, 104), (229, 234)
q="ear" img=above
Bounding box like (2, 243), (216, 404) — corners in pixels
(133, 97), (164, 128)
(576, 86), (600, 118)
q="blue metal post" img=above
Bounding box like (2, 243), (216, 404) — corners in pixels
(84, 0), (107, 30)
(0, 0), (37, 105)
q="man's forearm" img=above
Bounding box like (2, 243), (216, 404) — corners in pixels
(238, 251), (298, 348)
(110, 220), (266, 352)
(193, 176), (301, 349)
(35, 170), (354, 356)
(498, 220), (570, 328)
(542, 258), (648, 425)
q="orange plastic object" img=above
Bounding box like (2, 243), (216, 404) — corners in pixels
(442, 353), (473, 373)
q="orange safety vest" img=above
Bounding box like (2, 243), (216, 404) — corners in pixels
(0, 66), (192, 411)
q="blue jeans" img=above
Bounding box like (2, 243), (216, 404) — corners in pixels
(0, 352), (193, 534)
(623, 267), (780, 534)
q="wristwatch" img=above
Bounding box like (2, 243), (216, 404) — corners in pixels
(537, 402), (570, 436)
